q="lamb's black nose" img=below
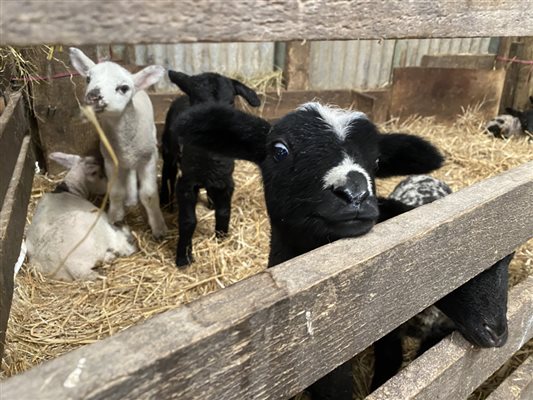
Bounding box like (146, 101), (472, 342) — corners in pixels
(483, 323), (508, 347)
(86, 89), (102, 103)
(332, 186), (370, 206)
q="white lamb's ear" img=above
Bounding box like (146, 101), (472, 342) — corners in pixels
(69, 47), (96, 77)
(49, 152), (81, 170)
(132, 65), (165, 91)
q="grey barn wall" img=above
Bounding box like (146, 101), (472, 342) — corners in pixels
(96, 42), (276, 91)
(97, 38), (498, 92)
(309, 37), (497, 90)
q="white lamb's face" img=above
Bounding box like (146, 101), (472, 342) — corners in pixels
(69, 47), (165, 116)
(85, 62), (135, 114)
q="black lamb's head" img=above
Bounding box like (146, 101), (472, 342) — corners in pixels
(437, 253), (512, 348)
(168, 70), (260, 108)
(176, 102), (444, 254)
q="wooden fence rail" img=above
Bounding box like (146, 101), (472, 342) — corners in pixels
(1, 161), (532, 400)
(0, 92), (34, 359)
(485, 355), (533, 400)
(2, 1), (533, 45)
(367, 275), (533, 400)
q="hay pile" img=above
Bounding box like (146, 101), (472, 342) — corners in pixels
(1, 107), (532, 400)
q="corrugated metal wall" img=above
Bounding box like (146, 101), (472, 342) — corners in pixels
(98, 38), (496, 92)
(309, 38), (495, 90)
(97, 43), (275, 91)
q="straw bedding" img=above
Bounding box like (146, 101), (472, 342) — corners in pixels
(1, 105), (532, 399)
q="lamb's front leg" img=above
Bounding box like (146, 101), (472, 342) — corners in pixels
(105, 158), (128, 224)
(138, 154), (168, 239)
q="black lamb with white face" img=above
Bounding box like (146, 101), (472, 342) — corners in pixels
(176, 102), (444, 270)
(160, 71), (261, 267)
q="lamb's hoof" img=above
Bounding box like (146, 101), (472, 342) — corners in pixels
(152, 224), (168, 241)
(215, 230), (229, 239)
(176, 256), (193, 268)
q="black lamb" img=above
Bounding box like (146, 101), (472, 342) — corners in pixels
(173, 101), (445, 399)
(160, 71), (261, 266)
(371, 175), (512, 392)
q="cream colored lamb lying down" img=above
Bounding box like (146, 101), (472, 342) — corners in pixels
(26, 152), (137, 281)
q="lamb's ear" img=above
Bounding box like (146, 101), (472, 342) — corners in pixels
(49, 152), (82, 170)
(69, 47), (95, 77)
(133, 65), (165, 91)
(377, 133), (444, 177)
(175, 104), (271, 164)
(168, 70), (193, 95)
(232, 79), (261, 107)
(505, 107), (523, 118)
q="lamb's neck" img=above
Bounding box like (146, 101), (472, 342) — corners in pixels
(98, 101), (140, 145)
(268, 224), (326, 268)
(53, 180), (88, 199)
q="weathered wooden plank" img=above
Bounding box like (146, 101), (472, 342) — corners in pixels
(486, 355), (533, 400)
(367, 276), (533, 400)
(363, 89), (391, 123)
(390, 67), (505, 122)
(0, 135), (35, 360)
(1, 1), (532, 46)
(420, 54), (496, 69)
(2, 162), (532, 400)
(0, 92), (28, 208)
(283, 41), (311, 91)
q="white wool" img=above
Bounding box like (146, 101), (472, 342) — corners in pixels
(299, 101), (368, 141)
(322, 153), (374, 195)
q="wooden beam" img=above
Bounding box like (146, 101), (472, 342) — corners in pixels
(420, 54), (496, 69)
(1, 1), (532, 46)
(367, 276), (533, 400)
(486, 355), (533, 400)
(283, 41), (311, 90)
(1, 162), (532, 400)
(0, 135), (35, 360)
(0, 92), (28, 208)
(390, 67), (505, 122)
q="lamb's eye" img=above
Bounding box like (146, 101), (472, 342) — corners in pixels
(375, 157), (380, 168)
(117, 85), (130, 94)
(86, 76), (91, 84)
(272, 142), (289, 162)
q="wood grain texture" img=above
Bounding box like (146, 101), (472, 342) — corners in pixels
(420, 54), (495, 69)
(0, 135), (35, 360)
(1, 1), (531, 46)
(486, 355), (533, 400)
(2, 162), (532, 400)
(390, 67), (505, 122)
(0, 92), (28, 208)
(283, 41), (311, 91)
(367, 276), (533, 400)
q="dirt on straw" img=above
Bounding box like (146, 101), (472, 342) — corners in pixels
(1, 105), (532, 400)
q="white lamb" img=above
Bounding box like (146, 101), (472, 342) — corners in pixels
(69, 48), (167, 239)
(26, 152), (137, 281)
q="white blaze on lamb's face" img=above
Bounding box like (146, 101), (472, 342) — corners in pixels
(322, 153), (374, 195)
(298, 102), (368, 141)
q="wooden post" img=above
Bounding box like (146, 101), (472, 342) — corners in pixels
(283, 41), (310, 90)
(0, 93), (34, 360)
(512, 37), (533, 110)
